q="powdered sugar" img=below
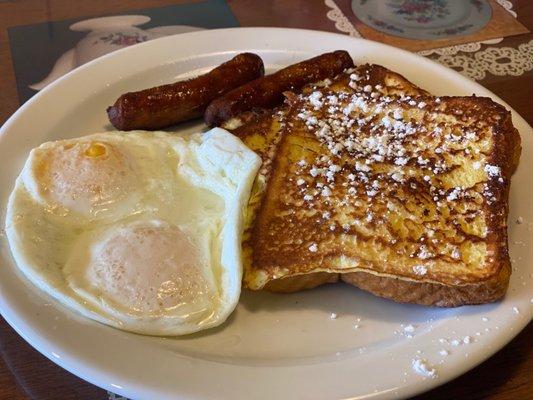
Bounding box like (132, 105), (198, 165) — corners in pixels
(412, 358), (437, 379)
(413, 265), (428, 275)
(484, 164), (501, 177)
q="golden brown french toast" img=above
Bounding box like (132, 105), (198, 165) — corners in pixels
(227, 64), (520, 306)
(226, 64), (430, 292)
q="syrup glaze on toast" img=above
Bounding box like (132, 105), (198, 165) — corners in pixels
(228, 64), (520, 306)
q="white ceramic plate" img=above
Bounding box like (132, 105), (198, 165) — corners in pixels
(0, 28), (531, 400)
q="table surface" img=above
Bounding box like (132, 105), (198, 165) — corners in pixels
(0, 1), (531, 399)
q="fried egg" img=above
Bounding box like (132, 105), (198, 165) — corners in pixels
(5, 128), (261, 335)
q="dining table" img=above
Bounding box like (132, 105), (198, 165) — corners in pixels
(0, 1), (531, 399)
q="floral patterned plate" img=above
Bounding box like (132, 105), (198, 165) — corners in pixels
(351, 0), (492, 40)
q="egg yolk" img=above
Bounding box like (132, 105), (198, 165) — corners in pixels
(84, 142), (107, 158)
(33, 141), (139, 216)
(85, 223), (214, 317)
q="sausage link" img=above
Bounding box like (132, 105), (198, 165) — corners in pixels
(107, 53), (264, 130)
(204, 50), (354, 127)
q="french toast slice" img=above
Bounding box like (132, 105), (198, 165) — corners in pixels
(228, 64), (520, 306)
(226, 64), (430, 292)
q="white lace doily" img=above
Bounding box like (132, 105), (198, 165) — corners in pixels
(435, 39), (533, 80)
(325, 0), (362, 38)
(324, 0), (531, 80)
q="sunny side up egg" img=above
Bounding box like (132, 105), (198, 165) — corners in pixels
(5, 128), (261, 335)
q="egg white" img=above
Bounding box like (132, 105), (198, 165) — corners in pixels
(5, 128), (261, 335)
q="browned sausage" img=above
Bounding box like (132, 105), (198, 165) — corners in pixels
(107, 53), (264, 130)
(204, 50), (354, 127)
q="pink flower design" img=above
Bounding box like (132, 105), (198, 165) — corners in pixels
(388, 0), (450, 24)
(94, 32), (149, 46)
